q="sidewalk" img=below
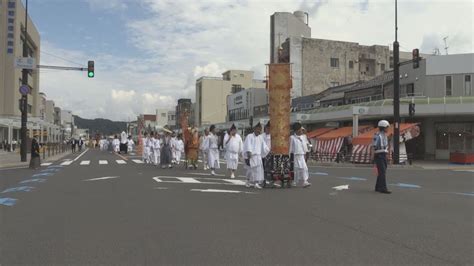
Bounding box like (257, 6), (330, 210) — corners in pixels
(0, 149), (71, 169)
(307, 160), (474, 170)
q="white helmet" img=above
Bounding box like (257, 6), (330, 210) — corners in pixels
(378, 120), (390, 128)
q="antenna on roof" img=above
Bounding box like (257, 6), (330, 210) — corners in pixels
(443, 36), (449, 55)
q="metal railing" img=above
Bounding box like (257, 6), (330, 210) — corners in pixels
(42, 143), (70, 160)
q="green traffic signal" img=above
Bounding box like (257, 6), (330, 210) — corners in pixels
(88, 71), (94, 78)
(87, 60), (95, 78)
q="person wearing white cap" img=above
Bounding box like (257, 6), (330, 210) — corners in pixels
(225, 124), (243, 179)
(290, 122), (311, 188)
(371, 120), (392, 194)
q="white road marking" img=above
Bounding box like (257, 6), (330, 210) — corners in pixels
(132, 159), (144, 164)
(84, 176), (119, 181)
(176, 177), (201, 183)
(190, 189), (255, 194)
(116, 160), (127, 164)
(154, 187), (169, 190)
(40, 163), (52, 166)
(61, 160), (73, 166)
(189, 172), (246, 178)
(73, 148), (89, 162)
(332, 185), (349, 191)
(80, 160), (90, 165)
(224, 179), (246, 186)
(453, 170), (474, 172)
(99, 160), (108, 165)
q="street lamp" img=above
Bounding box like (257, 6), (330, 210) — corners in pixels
(393, 0), (401, 164)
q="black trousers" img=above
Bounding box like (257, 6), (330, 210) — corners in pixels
(375, 153), (388, 191)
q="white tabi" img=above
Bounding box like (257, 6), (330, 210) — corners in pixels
(152, 138), (161, 165)
(225, 134), (243, 170)
(175, 139), (184, 163)
(290, 134), (309, 184)
(243, 133), (270, 184)
(206, 133), (220, 169)
(127, 139), (135, 153)
(112, 138), (120, 153)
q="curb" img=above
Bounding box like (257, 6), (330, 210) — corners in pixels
(0, 152), (70, 170)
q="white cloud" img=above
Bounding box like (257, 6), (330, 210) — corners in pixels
(39, 0), (473, 121)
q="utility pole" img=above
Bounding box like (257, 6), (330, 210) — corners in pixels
(20, 0), (29, 162)
(393, 0), (400, 164)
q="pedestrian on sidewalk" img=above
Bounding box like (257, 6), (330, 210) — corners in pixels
(207, 125), (220, 176)
(29, 135), (41, 170)
(371, 120), (392, 194)
(290, 122), (311, 188)
(225, 124), (243, 179)
(71, 138), (76, 153)
(12, 139), (17, 151)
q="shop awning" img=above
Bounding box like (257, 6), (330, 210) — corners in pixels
(316, 125), (372, 141)
(352, 123), (420, 145)
(307, 128), (335, 139)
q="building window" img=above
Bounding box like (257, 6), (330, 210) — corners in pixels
(381, 64), (385, 71)
(349, 61), (354, 69)
(366, 65), (370, 72)
(330, 58), (339, 68)
(406, 83), (414, 96)
(231, 84), (242, 93)
(445, 76), (452, 96)
(465, 75), (471, 95)
(389, 57), (394, 69)
(330, 82), (340, 87)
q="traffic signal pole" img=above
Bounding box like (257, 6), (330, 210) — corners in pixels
(393, 0), (400, 164)
(20, 0), (29, 162)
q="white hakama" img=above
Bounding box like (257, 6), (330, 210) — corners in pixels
(113, 139), (120, 153)
(207, 133), (220, 169)
(243, 133), (269, 184)
(152, 138), (161, 165)
(290, 135), (309, 184)
(127, 139), (134, 153)
(225, 134), (243, 170)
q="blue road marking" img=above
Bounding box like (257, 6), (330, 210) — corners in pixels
(20, 178), (47, 184)
(0, 198), (18, 206)
(41, 168), (61, 172)
(47, 165), (63, 168)
(310, 172), (329, 176)
(2, 186), (35, 193)
(337, 177), (367, 181)
(390, 183), (421, 189)
(32, 172), (54, 177)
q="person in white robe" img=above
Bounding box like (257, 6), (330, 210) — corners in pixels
(170, 133), (178, 164)
(142, 133), (148, 163)
(206, 125), (220, 175)
(112, 135), (120, 153)
(290, 122), (311, 188)
(243, 123), (270, 189)
(175, 135), (184, 164)
(225, 124), (243, 179)
(120, 131), (128, 154)
(152, 133), (161, 166)
(200, 129), (210, 170)
(301, 127), (311, 162)
(127, 136), (135, 154)
(99, 137), (105, 151)
(146, 133), (155, 164)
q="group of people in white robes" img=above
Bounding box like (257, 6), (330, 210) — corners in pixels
(142, 132), (161, 165)
(140, 131), (185, 168)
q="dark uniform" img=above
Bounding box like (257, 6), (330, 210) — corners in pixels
(373, 131), (389, 192)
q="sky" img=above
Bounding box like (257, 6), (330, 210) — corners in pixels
(29, 0), (473, 121)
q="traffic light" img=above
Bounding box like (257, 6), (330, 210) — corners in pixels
(409, 103), (415, 117)
(87, 60), (94, 78)
(412, 49), (420, 69)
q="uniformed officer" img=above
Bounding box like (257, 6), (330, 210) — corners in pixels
(372, 120), (392, 194)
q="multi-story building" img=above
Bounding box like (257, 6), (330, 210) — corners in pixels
(167, 110), (176, 130)
(195, 70), (266, 126)
(44, 100), (55, 123)
(38, 92), (46, 120)
(0, 0), (41, 118)
(226, 88), (268, 122)
(155, 108), (170, 129)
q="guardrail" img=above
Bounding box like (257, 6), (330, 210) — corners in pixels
(307, 151), (413, 165)
(41, 143), (70, 160)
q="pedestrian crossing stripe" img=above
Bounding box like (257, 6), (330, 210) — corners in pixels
(40, 163), (52, 166)
(99, 160), (108, 165)
(116, 160), (126, 164)
(153, 176), (246, 186)
(80, 160), (90, 165)
(132, 159), (144, 164)
(61, 160), (73, 166)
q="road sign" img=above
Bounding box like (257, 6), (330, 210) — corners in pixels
(19, 85), (30, 95)
(15, 57), (36, 69)
(352, 106), (369, 115)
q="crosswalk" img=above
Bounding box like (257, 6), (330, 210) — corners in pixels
(42, 159), (146, 167)
(153, 176), (246, 186)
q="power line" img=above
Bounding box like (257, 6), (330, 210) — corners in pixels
(40, 50), (84, 66)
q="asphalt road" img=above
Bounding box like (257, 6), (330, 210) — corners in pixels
(1, 148), (473, 265)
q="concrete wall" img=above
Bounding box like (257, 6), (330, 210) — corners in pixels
(0, 0), (41, 117)
(270, 11), (311, 63)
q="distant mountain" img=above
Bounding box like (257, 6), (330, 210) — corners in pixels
(73, 115), (127, 136)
